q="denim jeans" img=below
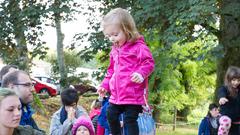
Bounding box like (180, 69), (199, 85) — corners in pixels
(106, 103), (142, 135)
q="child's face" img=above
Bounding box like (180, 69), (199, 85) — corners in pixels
(76, 126), (90, 135)
(103, 24), (127, 47)
(231, 78), (240, 88)
(210, 108), (219, 118)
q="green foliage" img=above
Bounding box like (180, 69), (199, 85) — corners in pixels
(43, 0), (82, 88)
(0, 0), (48, 70)
(187, 103), (209, 124)
(46, 50), (91, 85)
(74, 0), (219, 121)
(147, 34), (217, 120)
(71, 0), (221, 121)
(32, 92), (47, 116)
(43, 0), (81, 24)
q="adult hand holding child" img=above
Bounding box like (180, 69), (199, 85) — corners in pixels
(219, 97), (229, 105)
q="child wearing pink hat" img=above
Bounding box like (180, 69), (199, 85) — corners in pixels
(72, 116), (95, 135)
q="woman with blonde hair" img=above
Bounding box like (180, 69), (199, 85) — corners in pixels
(0, 88), (45, 135)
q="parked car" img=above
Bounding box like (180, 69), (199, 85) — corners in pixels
(32, 78), (57, 96)
(33, 75), (61, 94)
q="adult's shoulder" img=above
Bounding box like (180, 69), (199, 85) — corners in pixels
(77, 105), (87, 111)
(13, 125), (46, 135)
(202, 116), (209, 121)
(76, 106), (88, 115)
(51, 107), (61, 118)
(219, 85), (227, 89)
(199, 116), (210, 127)
(218, 85), (229, 96)
(76, 106), (89, 119)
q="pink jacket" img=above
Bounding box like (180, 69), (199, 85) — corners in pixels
(100, 36), (155, 105)
(89, 108), (104, 135)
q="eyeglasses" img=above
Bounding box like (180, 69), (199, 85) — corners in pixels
(13, 82), (34, 87)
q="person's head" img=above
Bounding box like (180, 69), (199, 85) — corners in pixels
(61, 88), (79, 111)
(224, 66), (240, 97)
(225, 66), (240, 88)
(90, 99), (102, 110)
(1, 70), (34, 104)
(0, 65), (18, 81)
(207, 103), (219, 118)
(101, 8), (140, 46)
(72, 116), (94, 135)
(0, 88), (21, 129)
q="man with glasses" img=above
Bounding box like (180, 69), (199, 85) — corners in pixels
(1, 70), (41, 131)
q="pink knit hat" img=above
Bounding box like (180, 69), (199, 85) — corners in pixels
(72, 116), (95, 135)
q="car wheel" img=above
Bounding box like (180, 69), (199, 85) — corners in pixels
(40, 88), (49, 96)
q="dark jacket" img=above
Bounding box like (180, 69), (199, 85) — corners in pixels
(13, 125), (46, 135)
(218, 86), (240, 122)
(198, 117), (218, 135)
(20, 102), (40, 131)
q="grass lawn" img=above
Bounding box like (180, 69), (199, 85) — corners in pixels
(157, 127), (197, 135)
(156, 125), (198, 135)
(34, 94), (199, 135)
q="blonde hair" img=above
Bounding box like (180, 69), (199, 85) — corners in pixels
(102, 8), (140, 43)
(90, 99), (101, 110)
(0, 88), (17, 105)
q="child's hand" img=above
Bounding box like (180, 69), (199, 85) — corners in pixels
(67, 107), (76, 121)
(219, 97), (229, 105)
(131, 72), (144, 83)
(98, 87), (107, 97)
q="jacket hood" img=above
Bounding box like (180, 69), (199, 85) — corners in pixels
(72, 116), (95, 135)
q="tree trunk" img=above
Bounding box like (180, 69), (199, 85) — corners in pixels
(55, 16), (67, 88)
(54, 0), (67, 88)
(215, 0), (240, 101)
(178, 64), (191, 121)
(151, 77), (161, 123)
(153, 106), (161, 123)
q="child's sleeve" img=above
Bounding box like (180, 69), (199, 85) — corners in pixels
(100, 52), (114, 91)
(198, 118), (207, 135)
(135, 44), (155, 79)
(49, 114), (73, 135)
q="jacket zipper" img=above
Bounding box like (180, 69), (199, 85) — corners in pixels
(115, 48), (119, 104)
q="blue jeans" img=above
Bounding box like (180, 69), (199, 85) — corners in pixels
(105, 128), (110, 135)
(106, 103), (142, 135)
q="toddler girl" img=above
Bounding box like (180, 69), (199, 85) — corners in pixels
(98, 8), (155, 135)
